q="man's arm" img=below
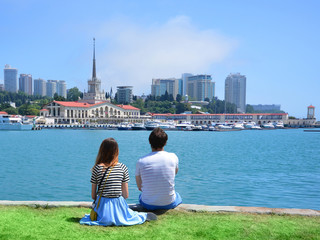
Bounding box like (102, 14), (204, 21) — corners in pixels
(175, 167), (178, 175)
(136, 175), (142, 191)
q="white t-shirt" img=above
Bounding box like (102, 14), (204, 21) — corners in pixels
(136, 151), (179, 206)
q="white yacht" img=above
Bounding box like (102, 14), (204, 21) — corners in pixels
(118, 122), (132, 130)
(262, 122), (275, 129)
(131, 123), (146, 130)
(244, 122), (262, 130)
(176, 121), (194, 131)
(0, 114), (33, 130)
(233, 123), (245, 130)
(158, 121), (176, 130)
(145, 120), (160, 130)
(273, 121), (284, 128)
(192, 125), (203, 131)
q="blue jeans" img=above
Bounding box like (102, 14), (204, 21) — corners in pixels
(139, 192), (182, 210)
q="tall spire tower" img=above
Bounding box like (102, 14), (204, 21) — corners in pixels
(92, 38), (96, 79)
(82, 38), (107, 104)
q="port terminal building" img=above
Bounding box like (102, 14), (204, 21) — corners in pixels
(151, 113), (289, 125)
(41, 101), (140, 124)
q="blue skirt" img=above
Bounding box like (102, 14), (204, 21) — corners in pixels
(80, 196), (147, 226)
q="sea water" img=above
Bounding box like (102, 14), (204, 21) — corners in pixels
(0, 129), (319, 210)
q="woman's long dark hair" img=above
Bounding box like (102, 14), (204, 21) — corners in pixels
(93, 138), (119, 168)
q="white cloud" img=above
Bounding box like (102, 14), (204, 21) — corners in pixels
(97, 16), (238, 95)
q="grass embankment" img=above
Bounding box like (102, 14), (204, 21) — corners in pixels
(0, 206), (319, 240)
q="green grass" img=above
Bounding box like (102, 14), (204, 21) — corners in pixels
(0, 206), (319, 240)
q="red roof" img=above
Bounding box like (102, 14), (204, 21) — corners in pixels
(40, 109), (49, 111)
(26, 115), (37, 118)
(117, 105), (140, 110)
(0, 111), (8, 115)
(53, 101), (104, 108)
(308, 105), (315, 108)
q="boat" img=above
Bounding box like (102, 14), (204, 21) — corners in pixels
(176, 121), (194, 131)
(145, 121), (160, 130)
(131, 123), (146, 130)
(118, 122), (132, 130)
(262, 123), (275, 129)
(192, 125), (203, 131)
(233, 123), (245, 130)
(158, 121), (176, 130)
(273, 121), (284, 128)
(0, 114), (33, 130)
(208, 126), (216, 131)
(215, 124), (241, 131)
(251, 125), (262, 130)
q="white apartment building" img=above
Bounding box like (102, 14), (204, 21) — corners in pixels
(151, 78), (181, 100)
(4, 64), (18, 93)
(46, 80), (57, 98)
(187, 75), (215, 101)
(225, 73), (246, 113)
(34, 78), (46, 96)
(19, 74), (32, 95)
(117, 86), (133, 104)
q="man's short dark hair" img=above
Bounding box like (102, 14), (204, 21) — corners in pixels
(149, 127), (168, 149)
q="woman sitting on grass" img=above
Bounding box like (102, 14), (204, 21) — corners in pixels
(80, 138), (153, 226)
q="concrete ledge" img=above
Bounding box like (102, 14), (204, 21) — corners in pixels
(0, 201), (319, 216)
(176, 204), (320, 216)
(0, 200), (92, 208)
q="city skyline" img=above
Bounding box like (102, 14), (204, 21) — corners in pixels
(1, 0), (319, 119)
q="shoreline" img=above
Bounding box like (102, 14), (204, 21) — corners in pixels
(1, 200), (319, 216)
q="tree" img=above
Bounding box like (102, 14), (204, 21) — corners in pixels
(246, 104), (255, 113)
(160, 91), (169, 101)
(3, 107), (18, 115)
(18, 103), (40, 115)
(176, 94), (182, 102)
(67, 87), (82, 101)
(54, 93), (66, 101)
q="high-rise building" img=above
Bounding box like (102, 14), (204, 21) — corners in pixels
(117, 86), (133, 104)
(4, 64), (18, 93)
(46, 80), (57, 98)
(0, 84), (4, 91)
(34, 78), (46, 96)
(225, 73), (246, 113)
(182, 73), (193, 95)
(82, 38), (106, 104)
(19, 74), (32, 95)
(56, 80), (67, 98)
(47, 80), (67, 98)
(151, 78), (181, 100)
(187, 75), (215, 101)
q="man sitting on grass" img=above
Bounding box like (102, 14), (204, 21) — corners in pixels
(135, 127), (182, 210)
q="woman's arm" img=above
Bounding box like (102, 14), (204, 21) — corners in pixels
(91, 184), (97, 201)
(121, 182), (129, 199)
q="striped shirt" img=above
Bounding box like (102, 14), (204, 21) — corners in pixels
(91, 162), (129, 198)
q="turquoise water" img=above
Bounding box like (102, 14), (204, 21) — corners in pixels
(0, 129), (319, 210)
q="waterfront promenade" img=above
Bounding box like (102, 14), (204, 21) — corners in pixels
(1, 201), (319, 216)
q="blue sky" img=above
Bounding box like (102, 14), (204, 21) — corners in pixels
(1, 0), (319, 119)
